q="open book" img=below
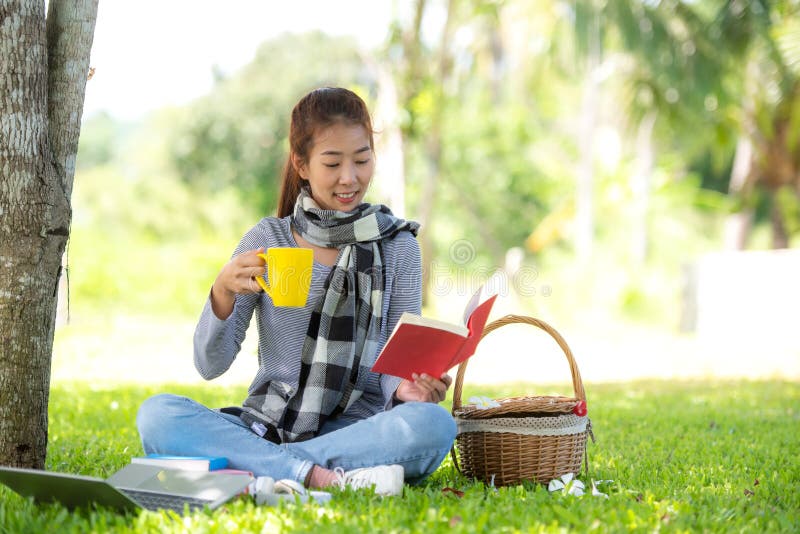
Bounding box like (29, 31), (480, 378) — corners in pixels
(371, 285), (497, 381)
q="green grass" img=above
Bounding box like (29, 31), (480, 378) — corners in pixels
(1, 380), (798, 533)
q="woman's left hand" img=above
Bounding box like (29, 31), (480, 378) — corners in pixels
(395, 373), (452, 404)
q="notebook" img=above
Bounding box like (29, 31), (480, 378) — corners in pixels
(0, 463), (252, 514)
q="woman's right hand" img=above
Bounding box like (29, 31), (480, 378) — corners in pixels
(210, 247), (265, 319)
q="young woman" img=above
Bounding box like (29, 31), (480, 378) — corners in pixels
(136, 87), (456, 496)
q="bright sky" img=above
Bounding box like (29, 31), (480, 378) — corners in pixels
(83, 1), (396, 120)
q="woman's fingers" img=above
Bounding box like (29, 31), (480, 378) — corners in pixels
(233, 248), (265, 271)
(211, 248), (267, 315)
(230, 248), (266, 294)
(411, 373), (450, 402)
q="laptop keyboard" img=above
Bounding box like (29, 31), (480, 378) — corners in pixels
(120, 488), (214, 513)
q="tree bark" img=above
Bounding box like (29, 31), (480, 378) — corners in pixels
(0, 0), (97, 468)
(417, 0), (455, 306)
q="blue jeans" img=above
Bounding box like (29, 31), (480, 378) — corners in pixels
(136, 394), (457, 485)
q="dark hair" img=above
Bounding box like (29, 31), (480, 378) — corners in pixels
(276, 87), (375, 218)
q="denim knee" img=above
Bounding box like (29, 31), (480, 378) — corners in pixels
(136, 393), (186, 438)
(402, 402), (457, 451)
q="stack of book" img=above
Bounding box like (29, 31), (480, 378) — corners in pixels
(130, 455), (253, 478)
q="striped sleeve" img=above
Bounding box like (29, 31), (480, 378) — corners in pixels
(193, 225), (264, 380)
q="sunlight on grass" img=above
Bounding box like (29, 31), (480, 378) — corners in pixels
(35, 297), (800, 532)
(51, 315), (259, 386)
(2, 379), (796, 532)
(51, 311), (800, 392)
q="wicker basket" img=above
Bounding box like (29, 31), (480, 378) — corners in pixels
(450, 315), (592, 486)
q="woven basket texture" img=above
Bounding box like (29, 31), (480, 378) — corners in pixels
(451, 315), (590, 486)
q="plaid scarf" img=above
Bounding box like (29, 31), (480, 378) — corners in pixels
(262, 188), (419, 442)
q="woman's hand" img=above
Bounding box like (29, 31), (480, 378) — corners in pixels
(210, 248), (266, 319)
(394, 373), (452, 404)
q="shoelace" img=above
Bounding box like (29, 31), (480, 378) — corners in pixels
(332, 467), (348, 489)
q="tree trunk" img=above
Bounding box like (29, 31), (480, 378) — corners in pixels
(0, 0), (97, 468)
(370, 58), (407, 217)
(412, 0), (455, 306)
(723, 136), (755, 250)
(770, 192), (790, 249)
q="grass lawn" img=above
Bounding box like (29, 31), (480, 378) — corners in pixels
(1, 379), (797, 533)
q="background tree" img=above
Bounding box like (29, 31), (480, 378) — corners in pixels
(387, 2), (585, 278)
(713, 0), (800, 248)
(0, 0), (98, 468)
(593, 0), (800, 251)
(386, 0), (459, 303)
(168, 32), (375, 216)
(59, 0), (797, 338)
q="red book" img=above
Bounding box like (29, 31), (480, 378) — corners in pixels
(372, 286), (497, 381)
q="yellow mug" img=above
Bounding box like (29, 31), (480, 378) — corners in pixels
(255, 248), (313, 307)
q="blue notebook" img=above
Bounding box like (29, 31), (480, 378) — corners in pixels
(130, 455), (228, 471)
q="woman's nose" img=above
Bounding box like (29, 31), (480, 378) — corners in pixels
(339, 161), (357, 184)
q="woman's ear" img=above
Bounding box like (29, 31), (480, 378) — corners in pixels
(291, 152), (307, 179)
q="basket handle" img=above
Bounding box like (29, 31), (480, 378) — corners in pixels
(451, 315), (585, 413)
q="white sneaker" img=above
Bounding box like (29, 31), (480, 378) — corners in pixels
(333, 465), (404, 496)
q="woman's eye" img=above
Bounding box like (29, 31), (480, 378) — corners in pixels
(323, 163), (340, 168)
(356, 159), (370, 165)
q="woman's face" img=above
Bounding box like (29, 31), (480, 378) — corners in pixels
(295, 122), (374, 212)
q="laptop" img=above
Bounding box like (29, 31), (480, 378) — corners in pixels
(0, 463), (252, 514)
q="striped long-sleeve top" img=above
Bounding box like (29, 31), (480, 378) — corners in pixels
(193, 215), (422, 421)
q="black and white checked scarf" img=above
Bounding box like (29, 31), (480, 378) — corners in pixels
(263, 188), (419, 442)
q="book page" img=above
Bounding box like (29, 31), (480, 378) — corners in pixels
(452, 293), (497, 368)
(389, 312), (469, 338)
(462, 287), (481, 324)
(462, 282), (498, 324)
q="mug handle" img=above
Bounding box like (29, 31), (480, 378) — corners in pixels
(255, 253), (272, 296)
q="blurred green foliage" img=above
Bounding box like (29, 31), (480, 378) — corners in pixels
(70, 112), (254, 318)
(167, 32), (374, 215)
(69, 1), (799, 325)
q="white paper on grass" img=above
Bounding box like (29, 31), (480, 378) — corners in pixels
(548, 474), (613, 498)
